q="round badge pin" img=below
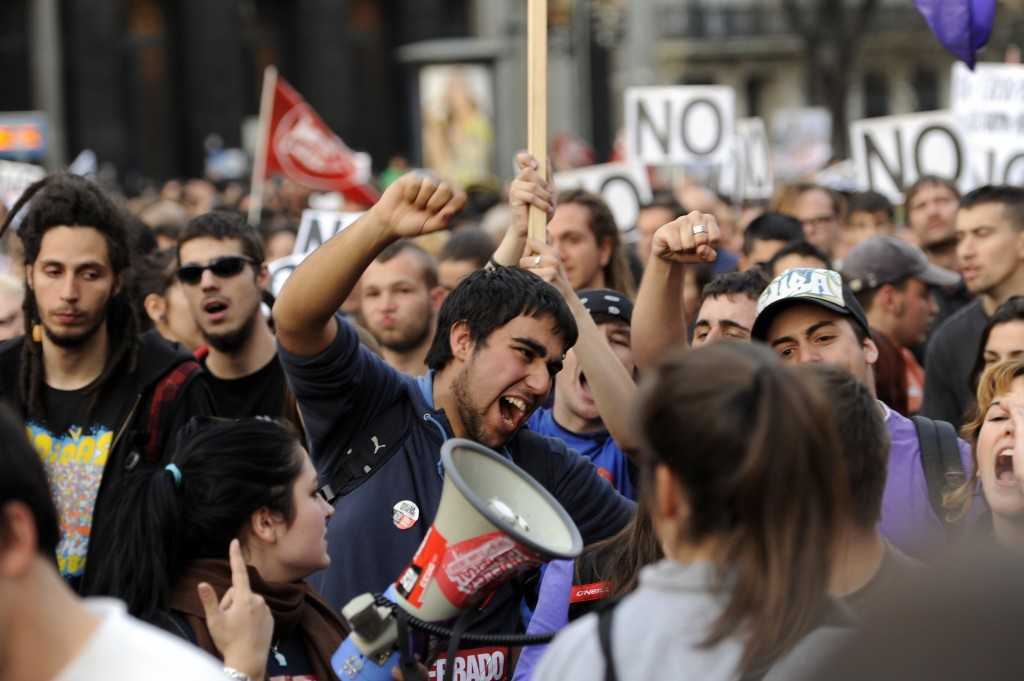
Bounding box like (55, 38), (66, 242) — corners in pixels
(393, 500), (420, 530)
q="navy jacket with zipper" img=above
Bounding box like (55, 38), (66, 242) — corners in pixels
(279, 315), (635, 631)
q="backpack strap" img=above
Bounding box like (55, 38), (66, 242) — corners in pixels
(596, 602), (620, 681)
(912, 415), (966, 535)
(144, 360), (202, 463)
(320, 398), (415, 500)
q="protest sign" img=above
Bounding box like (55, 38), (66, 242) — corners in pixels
(952, 61), (1024, 186)
(849, 111), (967, 203)
(553, 162), (652, 232)
(293, 209), (363, 256)
(625, 86), (735, 166)
(719, 118), (774, 201)
(267, 253), (306, 300)
(0, 160), (45, 209)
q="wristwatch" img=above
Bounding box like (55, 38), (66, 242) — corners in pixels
(223, 667), (252, 681)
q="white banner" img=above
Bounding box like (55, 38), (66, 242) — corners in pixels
(553, 162), (653, 232)
(293, 209), (363, 256)
(0, 160), (45, 209)
(625, 86), (735, 166)
(719, 118), (774, 201)
(849, 111), (967, 204)
(952, 62), (1024, 186)
(267, 253), (306, 299)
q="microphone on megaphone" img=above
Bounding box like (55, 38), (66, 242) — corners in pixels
(331, 438), (583, 681)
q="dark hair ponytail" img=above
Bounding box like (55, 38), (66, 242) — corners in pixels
(86, 417), (304, 621)
(636, 342), (849, 674)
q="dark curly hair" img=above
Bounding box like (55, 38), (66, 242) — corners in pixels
(0, 173), (140, 420)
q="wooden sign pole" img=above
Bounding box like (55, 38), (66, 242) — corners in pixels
(527, 0), (548, 242)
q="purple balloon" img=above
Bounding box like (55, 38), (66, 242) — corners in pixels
(914, 0), (996, 69)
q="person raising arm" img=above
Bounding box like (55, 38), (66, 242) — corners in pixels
(630, 212), (721, 371)
(274, 173), (466, 357)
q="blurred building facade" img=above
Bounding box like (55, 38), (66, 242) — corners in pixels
(0, 0), (1021, 187)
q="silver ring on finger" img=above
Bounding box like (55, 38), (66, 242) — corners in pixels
(692, 224), (708, 235)
(533, 255), (542, 267)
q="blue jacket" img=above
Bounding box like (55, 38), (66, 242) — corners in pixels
(278, 315), (634, 630)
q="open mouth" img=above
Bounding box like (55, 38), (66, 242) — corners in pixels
(203, 300), (228, 315)
(996, 450), (1015, 484)
(498, 395), (529, 428)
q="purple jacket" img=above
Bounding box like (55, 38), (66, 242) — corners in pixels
(880, 403), (983, 558)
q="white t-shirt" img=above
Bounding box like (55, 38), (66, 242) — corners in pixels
(55, 599), (227, 681)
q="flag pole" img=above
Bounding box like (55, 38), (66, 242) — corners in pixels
(527, 0), (548, 242)
(248, 65), (278, 227)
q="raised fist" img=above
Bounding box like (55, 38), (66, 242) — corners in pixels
(369, 172), (467, 240)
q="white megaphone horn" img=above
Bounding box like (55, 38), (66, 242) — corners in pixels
(332, 438), (584, 681)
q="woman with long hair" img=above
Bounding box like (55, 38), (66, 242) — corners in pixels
(968, 297), (1024, 402)
(534, 342), (850, 680)
(88, 417), (347, 680)
(947, 358), (1024, 550)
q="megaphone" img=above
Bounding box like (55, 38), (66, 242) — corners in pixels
(332, 438), (583, 681)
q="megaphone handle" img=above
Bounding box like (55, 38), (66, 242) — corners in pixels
(441, 609), (476, 681)
(395, 610), (426, 681)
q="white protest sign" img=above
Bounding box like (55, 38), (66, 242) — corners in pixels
(267, 253), (307, 299)
(719, 118), (774, 201)
(554, 162), (653, 231)
(849, 111), (967, 204)
(952, 62), (1024, 186)
(625, 86), (735, 166)
(293, 209), (363, 256)
(0, 160), (45, 209)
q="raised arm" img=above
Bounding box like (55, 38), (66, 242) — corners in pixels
(631, 211), (720, 371)
(491, 152), (554, 267)
(522, 238), (640, 454)
(273, 174), (466, 357)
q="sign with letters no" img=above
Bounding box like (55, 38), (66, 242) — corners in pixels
(553, 162), (652, 232)
(625, 86), (735, 166)
(849, 111), (968, 204)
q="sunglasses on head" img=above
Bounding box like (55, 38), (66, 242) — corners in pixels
(177, 255), (255, 285)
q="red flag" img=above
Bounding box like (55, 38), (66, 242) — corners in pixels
(256, 69), (378, 207)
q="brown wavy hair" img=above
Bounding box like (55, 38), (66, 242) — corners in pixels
(945, 358), (1024, 520)
(635, 342), (849, 675)
(557, 189), (636, 298)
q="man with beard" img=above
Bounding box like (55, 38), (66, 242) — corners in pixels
(177, 211), (292, 423)
(273, 173), (633, 661)
(922, 185), (1024, 428)
(905, 176), (972, 329)
(0, 174), (212, 589)
(359, 241), (444, 375)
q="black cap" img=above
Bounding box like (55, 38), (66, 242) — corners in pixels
(577, 289), (633, 326)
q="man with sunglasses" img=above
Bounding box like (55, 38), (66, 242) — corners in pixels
(177, 212), (293, 425)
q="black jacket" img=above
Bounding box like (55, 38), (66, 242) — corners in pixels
(0, 330), (214, 592)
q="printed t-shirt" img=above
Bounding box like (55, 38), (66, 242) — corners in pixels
(27, 381), (133, 578)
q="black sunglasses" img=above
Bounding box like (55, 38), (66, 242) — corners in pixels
(177, 255), (255, 285)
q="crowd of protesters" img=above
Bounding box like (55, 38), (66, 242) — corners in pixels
(2, 149), (1024, 681)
